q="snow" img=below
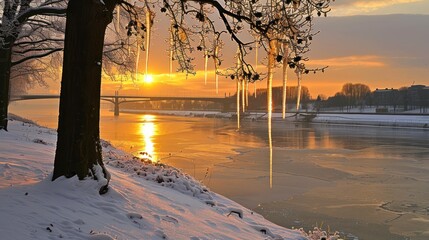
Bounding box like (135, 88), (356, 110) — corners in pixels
(0, 118), (336, 239)
(310, 113), (429, 128)
(119, 109), (429, 129)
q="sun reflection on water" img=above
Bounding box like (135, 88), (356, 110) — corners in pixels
(139, 115), (157, 161)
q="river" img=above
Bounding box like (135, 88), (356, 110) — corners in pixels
(9, 100), (429, 240)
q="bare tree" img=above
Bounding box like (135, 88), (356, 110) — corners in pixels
(0, 0), (67, 130)
(342, 83), (371, 109)
(53, 0), (332, 192)
(1, 1), (142, 131)
(10, 13), (65, 94)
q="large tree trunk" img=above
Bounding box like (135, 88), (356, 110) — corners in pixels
(53, 0), (116, 183)
(0, 47), (12, 131)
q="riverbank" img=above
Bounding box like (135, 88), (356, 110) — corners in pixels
(311, 113), (429, 129)
(121, 109), (429, 129)
(0, 117), (333, 240)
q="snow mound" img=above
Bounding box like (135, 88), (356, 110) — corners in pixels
(0, 119), (335, 240)
(104, 151), (213, 202)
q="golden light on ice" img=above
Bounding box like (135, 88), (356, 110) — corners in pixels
(139, 115), (157, 161)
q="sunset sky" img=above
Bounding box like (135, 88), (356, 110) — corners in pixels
(34, 0), (429, 98)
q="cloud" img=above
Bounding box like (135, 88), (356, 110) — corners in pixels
(331, 0), (424, 16)
(308, 55), (387, 68)
(354, 0), (421, 10)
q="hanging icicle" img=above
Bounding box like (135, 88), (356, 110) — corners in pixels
(145, 7), (153, 77)
(237, 49), (245, 113)
(267, 40), (277, 136)
(242, 79), (245, 112)
(204, 50), (208, 85)
(267, 39), (277, 189)
(254, 40), (259, 98)
(282, 42), (289, 119)
(236, 77), (240, 129)
(245, 79), (249, 108)
(269, 110), (273, 189)
(213, 45), (219, 94)
(169, 23), (174, 80)
(135, 35), (140, 80)
(295, 67), (302, 113)
(236, 49), (242, 128)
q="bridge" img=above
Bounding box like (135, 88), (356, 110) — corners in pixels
(10, 92), (231, 116)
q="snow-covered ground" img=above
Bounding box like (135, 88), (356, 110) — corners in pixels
(0, 118), (337, 240)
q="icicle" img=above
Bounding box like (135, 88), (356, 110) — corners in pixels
(236, 49), (241, 129)
(267, 39), (277, 189)
(267, 40), (277, 119)
(236, 78), (240, 129)
(145, 8), (152, 77)
(213, 45), (219, 94)
(135, 38), (140, 80)
(269, 110), (273, 189)
(169, 23), (174, 80)
(267, 40), (277, 140)
(296, 68), (302, 113)
(254, 81), (257, 98)
(282, 43), (289, 119)
(238, 51), (245, 113)
(245, 80), (249, 107)
(266, 28), (275, 190)
(241, 79), (246, 112)
(204, 50), (208, 85)
(254, 40), (259, 98)
(116, 5), (120, 31)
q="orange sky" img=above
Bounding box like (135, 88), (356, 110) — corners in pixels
(31, 0), (429, 98)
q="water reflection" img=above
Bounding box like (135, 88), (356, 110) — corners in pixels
(138, 115), (157, 161)
(269, 118), (273, 189)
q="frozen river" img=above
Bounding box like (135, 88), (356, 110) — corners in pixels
(10, 100), (429, 240)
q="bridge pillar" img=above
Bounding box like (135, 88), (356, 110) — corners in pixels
(222, 99), (231, 113)
(114, 91), (119, 116)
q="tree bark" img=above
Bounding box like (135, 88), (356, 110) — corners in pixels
(0, 47), (12, 131)
(53, 0), (116, 182)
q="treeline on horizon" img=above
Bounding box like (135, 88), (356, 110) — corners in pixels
(121, 83), (429, 113)
(317, 83), (429, 113)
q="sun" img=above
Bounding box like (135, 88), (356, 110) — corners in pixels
(143, 74), (153, 83)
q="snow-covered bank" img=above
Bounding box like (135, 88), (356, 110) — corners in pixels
(310, 113), (429, 129)
(121, 109), (429, 129)
(121, 109), (234, 118)
(0, 119), (336, 239)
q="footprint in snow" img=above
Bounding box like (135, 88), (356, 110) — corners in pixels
(73, 219), (85, 225)
(126, 212), (143, 219)
(169, 203), (186, 213)
(161, 215), (179, 225)
(155, 230), (168, 239)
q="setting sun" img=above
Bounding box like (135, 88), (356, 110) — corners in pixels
(143, 74), (153, 83)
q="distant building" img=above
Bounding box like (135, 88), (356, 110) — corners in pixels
(408, 85), (429, 110)
(371, 85), (429, 112)
(373, 88), (399, 107)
